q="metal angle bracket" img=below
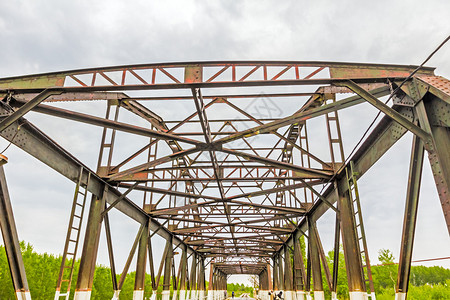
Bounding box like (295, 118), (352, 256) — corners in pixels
(392, 91), (416, 108)
(399, 79), (429, 103)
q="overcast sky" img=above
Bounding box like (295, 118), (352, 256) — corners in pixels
(1, 0), (449, 287)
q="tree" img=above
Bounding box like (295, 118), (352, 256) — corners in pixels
(0, 244), (15, 299)
(371, 249), (397, 294)
(324, 246), (348, 298)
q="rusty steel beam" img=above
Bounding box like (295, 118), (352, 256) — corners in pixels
(75, 189), (107, 297)
(0, 166), (31, 299)
(11, 98), (203, 147)
(340, 80), (432, 145)
(221, 148), (332, 179)
(0, 61), (433, 91)
(0, 77), (404, 95)
(396, 135), (425, 298)
(0, 90), (62, 131)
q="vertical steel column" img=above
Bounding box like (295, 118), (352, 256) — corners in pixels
(272, 256), (279, 291)
(305, 244), (311, 299)
(338, 186), (365, 299)
(207, 263), (214, 300)
(216, 271), (220, 300)
(172, 251), (177, 300)
(259, 269), (267, 300)
(308, 220), (324, 300)
(224, 272), (227, 300)
(259, 272), (263, 300)
(395, 135), (424, 299)
(198, 257), (206, 300)
(217, 270), (222, 300)
(284, 246), (294, 300)
(221, 271), (226, 300)
(331, 196), (341, 300)
(74, 186), (107, 300)
(134, 222), (149, 300)
(277, 253), (284, 291)
(212, 269), (217, 300)
(267, 263), (273, 291)
(179, 244), (188, 300)
(0, 166), (31, 300)
(293, 233), (306, 300)
(162, 236), (174, 300)
(190, 254), (198, 300)
(104, 212), (119, 300)
(262, 265), (272, 300)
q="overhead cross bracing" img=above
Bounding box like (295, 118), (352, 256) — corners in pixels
(0, 61), (448, 300)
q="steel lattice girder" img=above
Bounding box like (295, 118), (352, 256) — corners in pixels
(0, 61), (448, 286)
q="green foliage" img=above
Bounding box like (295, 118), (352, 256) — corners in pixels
(312, 247), (450, 299)
(378, 249), (395, 264)
(371, 249), (398, 293)
(0, 243), (15, 299)
(410, 266), (450, 286)
(323, 246), (348, 298)
(20, 241), (63, 299)
(91, 265), (114, 300)
(227, 282), (253, 297)
(375, 281), (450, 300)
(407, 279), (450, 299)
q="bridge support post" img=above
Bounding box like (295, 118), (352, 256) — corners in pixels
(259, 267), (269, 300)
(293, 233), (306, 300)
(338, 187), (365, 299)
(267, 262), (273, 295)
(284, 246), (294, 300)
(395, 135), (424, 299)
(213, 269), (219, 300)
(272, 256), (279, 291)
(198, 258), (206, 300)
(221, 271), (227, 300)
(179, 244), (188, 300)
(74, 187), (107, 300)
(133, 222), (149, 300)
(220, 271), (224, 300)
(0, 166), (32, 300)
(208, 263), (214, 300)
(162, 236), (173, 300)
(190, 254), (198, 300)
(277, 253), (284, 294)
(308, 219), (324, 300)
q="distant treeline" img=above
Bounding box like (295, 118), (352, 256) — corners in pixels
(0, 242), (194, 299)
(226, 283), (253, 296)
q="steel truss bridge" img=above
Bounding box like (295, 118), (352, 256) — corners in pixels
(0, 61), (448, 300)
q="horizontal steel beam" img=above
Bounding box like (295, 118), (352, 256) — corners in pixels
(221, 148), (332, 179)
(2, 78), (403, 94)
(11, 98), (203, 146)
(0, 61), (433, 89)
